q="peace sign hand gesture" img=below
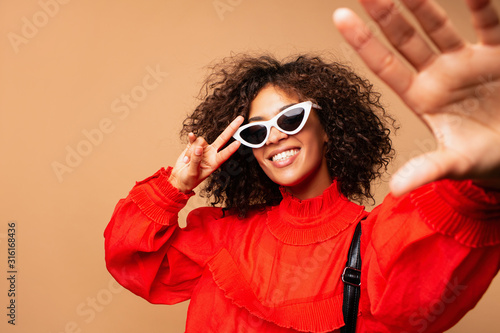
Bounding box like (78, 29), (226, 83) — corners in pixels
(169, 116), (244, 193)
(334, 0), (500, 196)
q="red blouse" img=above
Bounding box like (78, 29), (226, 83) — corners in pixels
(104, 167), (500, 332)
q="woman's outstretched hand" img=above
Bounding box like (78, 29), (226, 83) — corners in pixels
(169, 116), (244, 193)
(334, 0), (500, 196)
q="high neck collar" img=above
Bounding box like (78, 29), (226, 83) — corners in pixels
(266, 181), (365, 245)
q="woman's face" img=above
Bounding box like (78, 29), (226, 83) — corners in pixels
(248, 85), (332, 199)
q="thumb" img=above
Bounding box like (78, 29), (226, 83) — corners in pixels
(188, 146), (204, 178)
(390, 150), (462, 196)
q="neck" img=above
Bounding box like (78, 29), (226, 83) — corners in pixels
(284, 160), (333, 200)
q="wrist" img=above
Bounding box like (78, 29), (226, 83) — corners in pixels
(168, 173), (192, 194)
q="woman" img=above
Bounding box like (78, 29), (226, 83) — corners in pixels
(104, 0), (500, 332)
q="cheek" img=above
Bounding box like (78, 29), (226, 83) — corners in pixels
(252, 148), (266, 166)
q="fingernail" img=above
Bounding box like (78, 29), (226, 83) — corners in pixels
(195, 147), (203, 156)
(183, 156), (189, 163)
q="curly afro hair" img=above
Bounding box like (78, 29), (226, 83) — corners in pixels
(181, 54), (396, 218)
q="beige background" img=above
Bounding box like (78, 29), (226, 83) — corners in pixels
(1, 0), (499, 332)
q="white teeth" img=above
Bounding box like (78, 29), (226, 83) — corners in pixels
(271, 149), (299, 162)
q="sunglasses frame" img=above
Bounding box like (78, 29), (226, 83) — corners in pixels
(233, 101), (321, 148)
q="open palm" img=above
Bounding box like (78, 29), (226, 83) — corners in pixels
(334, 0), (500, 195)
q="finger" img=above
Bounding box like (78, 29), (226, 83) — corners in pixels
(333, 8), (414, 97)
(215, 140), (241, 166)
(357, 0), (437, 70)
(465, 0), (500, 45)
(188, 132), (196, 144)
(181, 146), (190, 164)
(187, 137), (207, 177)
(183, 133), (198, 163)
(211, 116), (245, 151)
(401, 0), (466, 52)
(389, 149), (466, 196)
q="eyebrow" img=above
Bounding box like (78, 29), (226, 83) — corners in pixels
(247, 103), (296, 123)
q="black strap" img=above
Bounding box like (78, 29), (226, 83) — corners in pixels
(340, 221), (362, 333)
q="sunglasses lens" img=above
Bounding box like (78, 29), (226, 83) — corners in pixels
(237, 105), (309, 147)
(277, 107), (305, 132)
(240, 125), (268, 145)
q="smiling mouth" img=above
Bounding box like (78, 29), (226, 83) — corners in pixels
(271, 149), (300, 162)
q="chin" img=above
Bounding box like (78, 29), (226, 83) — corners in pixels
(268, 171), (308, 188)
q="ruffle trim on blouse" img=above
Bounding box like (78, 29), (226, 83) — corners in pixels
(410, 180), (500, 248)
(266, 181), (365, 245)
(278, 180), (344, 217)
(130, 167), (194, 226)
(207, 248), (348, 332)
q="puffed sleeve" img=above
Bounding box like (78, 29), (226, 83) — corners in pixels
(104, 167), (222, 305)
(360, 179), (500, 333)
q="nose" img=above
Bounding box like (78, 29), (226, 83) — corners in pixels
(266, 126), (288, 145)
